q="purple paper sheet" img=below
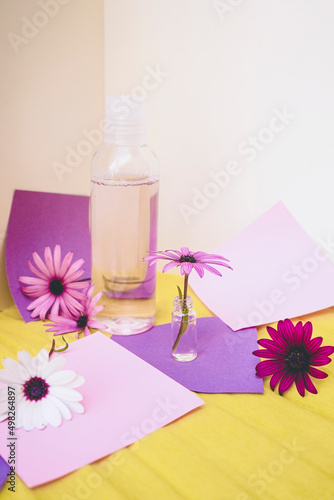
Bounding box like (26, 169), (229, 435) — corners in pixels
(5, 190), (91, 323)
(0, 455), (10, 491)
(111, 317), (264, 393)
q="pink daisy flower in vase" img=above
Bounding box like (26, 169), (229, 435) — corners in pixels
(253, 318), (334, 396)
(19, 244), (90, 321)
(144, 247), (232, 361)
(45, 285), (107, 338)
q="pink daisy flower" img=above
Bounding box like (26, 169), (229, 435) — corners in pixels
(45, 285), (107, 338)
(19, 245), (90, 321)
(143, 247), (232, 277)
(144, 246), (232, 356)
(253, 319), (334, 397)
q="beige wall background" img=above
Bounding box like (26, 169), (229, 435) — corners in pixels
(1, 0), (334, 310)
(104, 0), (334, 263)
(0, 0), (104, 309)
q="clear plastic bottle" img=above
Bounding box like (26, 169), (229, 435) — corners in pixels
(90, 95), (159, 335)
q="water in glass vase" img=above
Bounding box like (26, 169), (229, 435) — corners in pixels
(90, 176), (159, 335)
(171, 296), (197, 361)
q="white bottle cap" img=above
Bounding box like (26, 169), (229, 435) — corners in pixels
(104, 95), (146, 145)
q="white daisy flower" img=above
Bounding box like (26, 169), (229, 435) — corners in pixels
(0, 349), (85, 431)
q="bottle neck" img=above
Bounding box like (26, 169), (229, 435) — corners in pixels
(104, 121), (146, 146)
(104, 133), (146, 147)
(173, 296), (193, 313)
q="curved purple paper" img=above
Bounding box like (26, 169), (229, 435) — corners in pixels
(111, 317), (263, 394)
(5, 190), (91, 323)
(0, 455), (10, 491)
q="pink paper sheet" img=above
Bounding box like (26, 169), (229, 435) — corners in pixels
(5, 190), (91, 323)
(190, 202), (334, 330)
(0, 332), (203, 488)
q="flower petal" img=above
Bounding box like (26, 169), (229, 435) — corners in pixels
(46, 369), (78, 386)
(252, 349), (285, 359)
(162, 261), (179, 273)
(86, 291), (103, 313)
(41, 397), (62, 427)
(63, 258), (85, 282)
(295, 372), (305, 397)
(59, 250), (74, 277)
(257, 338), (287, 353)
(50, 297), (61, 317)
(278, 371), (295, 395)
(49, 386), (83, 402)
(66, 375), (85, 389)
(26, 292), (53, 311)
(44, 246), (55, 277)
(303, 321), (313, 344)
(1, 358), (29, 384)
(303, 372), (318, 394)
(278, 319), (295, 347)
(32, 401), (48, 429)
(198, 263), (223, 276)
(192, 263), (205, 278)
(34, 349), (49, 375)
(17, 351), (36, 378)
(0, 387), (9, 420)
(63, 268), (85, 284)
(266, 326), (289, 350)
(307, 366), (328, 379)
(269, 370), (285, 391)
(88, 304), (104, 317)
(87, 319), (107, 330)
(316, 346), (334, 356)
(40, 356), (66, 379)
(27, 259), (48, 280)
(46, 394), (72, 421)
(32, 249), (52, 278)
(256, 359), (287, 377)
(309, 356), (332, 366)
(180, 262), (193, 275)
(53, 244), (62, 276)
(18, 276), (47, 286)
(294, 321), (304, 346)
(193, 251), (229, 262)
(63, 400), (84, 414)
(22, 401), (36, 431)
(306, 336), (323, 355)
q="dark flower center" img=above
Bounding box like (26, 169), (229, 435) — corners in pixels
(179, 255), (196, 263)
(23, 376), (49, 401)
(287, 350), (309, 371)
(77, 315), (88, 329)
(49, 278), (64, 296)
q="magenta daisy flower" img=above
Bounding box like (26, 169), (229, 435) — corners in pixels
(19, 245), (90, 321)
(143, 247), (232, 277)
(45, 285), (107, 338)
(253, 319), (334, 396)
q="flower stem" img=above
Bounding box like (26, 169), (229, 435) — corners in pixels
(49, 336), (69, 358)
(183, 273), (189, 302)
(172, 274), (189, 353)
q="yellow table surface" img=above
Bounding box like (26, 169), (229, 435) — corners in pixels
(1, 273), (334, 500)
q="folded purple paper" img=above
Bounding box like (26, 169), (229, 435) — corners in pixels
(0, 455), (10, 491)
(111, 317), (263, 393)
(6, 190), (91, 322)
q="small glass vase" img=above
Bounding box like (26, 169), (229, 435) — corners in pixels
(171, 296), (197, 362)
